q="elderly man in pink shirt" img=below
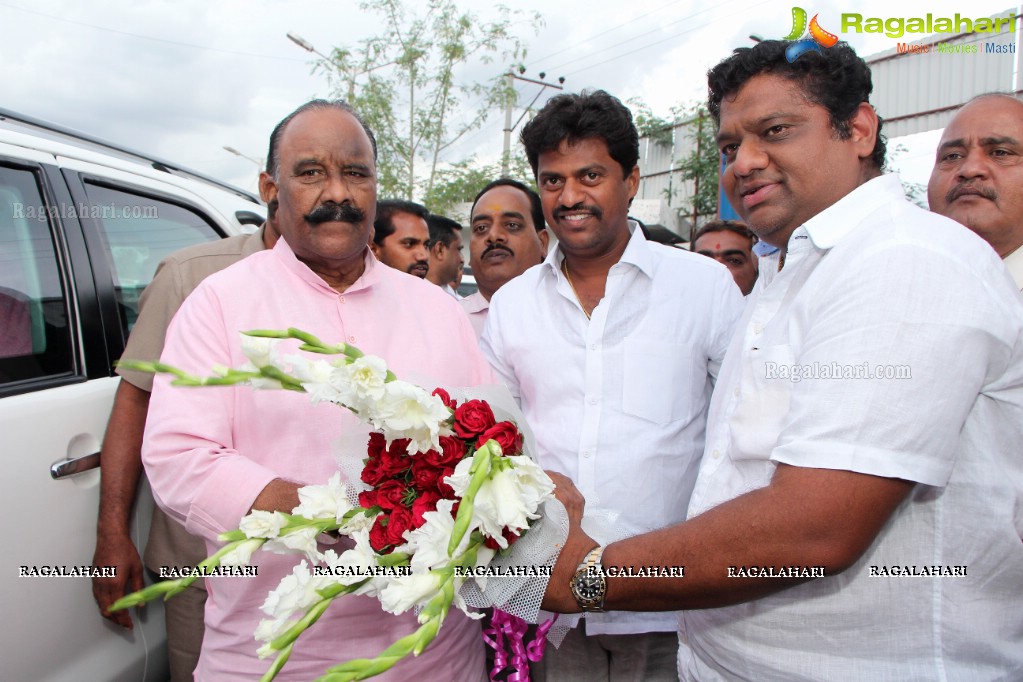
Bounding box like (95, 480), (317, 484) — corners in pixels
(142, 100), (493, 681)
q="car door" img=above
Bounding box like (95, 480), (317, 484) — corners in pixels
(0, 146), (227, 681)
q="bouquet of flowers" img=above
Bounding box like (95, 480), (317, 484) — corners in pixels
(111, 328), (565, 682)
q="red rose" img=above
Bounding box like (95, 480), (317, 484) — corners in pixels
(373, 480), (408, 511)
(422, 436), (467, 468)
(453, 400), (496, 439)
(432, 387), (457, 410)
(385, 507), (414, 546)
(367, 432), (386, 459)
(359, 489), (378, 509)
(477, 421), (523, 456)
(379, 439), (412, 477)
(369, 516), (391, 553)
(361, 456), (388, 487)
(411, 490), (441, 526)
(437, 466), (457, 498)
(411, 458), (443, 492)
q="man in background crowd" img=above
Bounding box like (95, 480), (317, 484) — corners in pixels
(461, 178), (548, 337)
(928, 92), (1023, 291)
(371, 199), (431, 278)
(91, 211), (278, 681)
(425, 213), (464, 297)
(690, 219), (758, 295)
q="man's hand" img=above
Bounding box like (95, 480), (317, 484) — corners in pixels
(91, 532), (145, 629)
(542, 471), (597, 613)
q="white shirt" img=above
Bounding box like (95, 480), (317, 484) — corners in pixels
(483, 222), (743, 635)
(459, 291), (489, 339)
(680, 175), (1023, 680)
(1004, 243), (1023, 291)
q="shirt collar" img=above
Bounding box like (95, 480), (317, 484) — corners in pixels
(800, 173), (906, 250)
(272, 237), (378, 294)
(541, 220), (655, 279)
(461, 291), (489, 313)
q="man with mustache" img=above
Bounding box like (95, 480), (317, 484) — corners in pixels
(460, 178), (549, 338)
(482, 91), (744, 681)
(540, 41), (1023, 681)
(140, 100), (494, 681)
(928, 93), (1023, 291)
(371, 199), (431, 278)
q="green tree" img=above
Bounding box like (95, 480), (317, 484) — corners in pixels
(314, 0), (541, 200)
(423, 152), (534, 217)
(673, 105), (719, 226)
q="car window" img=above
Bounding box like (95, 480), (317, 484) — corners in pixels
(0, 165), (74, 385)
(82, 181), (220, 337)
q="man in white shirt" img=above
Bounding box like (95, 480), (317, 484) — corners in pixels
(483, 90), (744, 681)
(928, 92), (1023, 291)
(541, 41), (1023, 681)
(460, 178), (548, 337)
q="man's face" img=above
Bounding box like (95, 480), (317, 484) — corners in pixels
(927, 96), (1023, 257)
(693, 230), (758, 295)
(536, 137), (638, 259)
(717, 73), (877, 247)
(372, 212), (430, 278)
(259, 108), (376, 275)
(428, 230), (464, 286)
(469, 185), (549, 300)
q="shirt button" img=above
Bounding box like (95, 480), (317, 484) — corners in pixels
(590, 343), (597, 351)
(588, 397), (598, 405)
(348, 335), (357, 343)
(583, 451), (591, 458)
(339, 296), (346, 304)
(712, 450), (721, 459)
(753, 323), (763, 334)
(733, 387), (740, 397)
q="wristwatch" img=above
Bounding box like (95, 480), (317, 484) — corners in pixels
(569, 545), (606, 612)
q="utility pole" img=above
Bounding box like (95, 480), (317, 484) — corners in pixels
(501, 69), (565, 176)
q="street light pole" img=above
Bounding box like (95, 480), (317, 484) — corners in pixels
(501, 70), (565, 176)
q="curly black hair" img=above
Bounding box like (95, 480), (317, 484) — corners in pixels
(519, 90), (639, 179)
(707, 40), (886, 170)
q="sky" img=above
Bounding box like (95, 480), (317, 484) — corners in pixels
(1, 0), (1018, 196)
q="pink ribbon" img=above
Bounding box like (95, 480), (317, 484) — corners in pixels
(482, 610), (558, 682)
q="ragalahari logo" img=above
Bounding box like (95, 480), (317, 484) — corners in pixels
(783, 7), (839, 62)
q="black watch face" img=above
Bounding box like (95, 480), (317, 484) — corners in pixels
(577, 575), (604, 600)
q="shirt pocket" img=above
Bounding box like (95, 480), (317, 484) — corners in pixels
(729, 343), (794, 461)
(622, 338), (701, 425)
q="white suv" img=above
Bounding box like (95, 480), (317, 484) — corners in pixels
(0, 107), (264, 681)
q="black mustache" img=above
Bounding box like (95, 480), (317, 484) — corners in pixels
(946, 183), (996, 204)
(553, 203), (603, 221)
(483, 244), (514, 258)
(305, 202), (366, 224)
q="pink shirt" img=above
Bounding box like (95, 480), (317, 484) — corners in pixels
(144, 239), (494, 681)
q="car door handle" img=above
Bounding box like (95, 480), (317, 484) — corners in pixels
(50, 452), (100, 479)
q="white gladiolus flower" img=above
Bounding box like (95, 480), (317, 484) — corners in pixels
(260, 561), (325, 626)
(264, 526), (322, 562)
(373, 381), (451, 454)
(319, 537), (386, 598)
(378, 571), (446, 616)
(446, 455), (555, 548)
(405, 499), (469, 572)
(240, 334), (282, 368)
(238, 510), (288, 539)
(331, 356), (389, 412)
(220, 537), (264, 566)
(285, 354), (336, 384)
(293, 473), (352, 522)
